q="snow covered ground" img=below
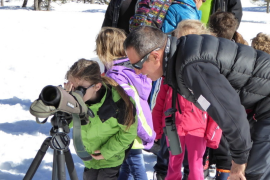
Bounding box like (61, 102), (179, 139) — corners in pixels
(0, 0), (270, 179)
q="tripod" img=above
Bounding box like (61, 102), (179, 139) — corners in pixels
(23, 112), (78, 180)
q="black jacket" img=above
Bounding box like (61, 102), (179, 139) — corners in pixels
(165, 34), (270, 164)
(102, 0), (137, 34)
(211, 0), (243, 24)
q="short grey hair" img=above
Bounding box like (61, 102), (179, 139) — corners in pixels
(124, 26), (167, 58)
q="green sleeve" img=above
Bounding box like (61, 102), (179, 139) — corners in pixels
(100, 119), (138, 160)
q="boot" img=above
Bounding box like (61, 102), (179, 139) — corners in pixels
(182, 173), (188, 180)
(156, 173), (166, 180)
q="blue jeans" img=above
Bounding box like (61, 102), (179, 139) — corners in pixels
(118, 149), (148, 180)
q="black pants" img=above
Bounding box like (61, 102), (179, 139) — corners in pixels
(245, 118), (270, 180)
(153, 133), (169, 176)
(83, 165), (121, 180)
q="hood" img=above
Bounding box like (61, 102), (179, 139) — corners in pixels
(106, 58), (152, 101)
(176, 0), (196, 7)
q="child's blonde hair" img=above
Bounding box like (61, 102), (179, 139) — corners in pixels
(251, 32), (270, 54)
(96, 27), (127, 69)
(174, 19), (211, 38)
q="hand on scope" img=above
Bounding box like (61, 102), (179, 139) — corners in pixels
(91, 150), (104, 160)
(64, 81), (74, 93)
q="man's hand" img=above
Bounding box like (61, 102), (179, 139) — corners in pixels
(91, 150), (105, 160)
(229, 160), (246, 180)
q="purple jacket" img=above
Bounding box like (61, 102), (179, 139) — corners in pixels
(106, 58), (155, 150)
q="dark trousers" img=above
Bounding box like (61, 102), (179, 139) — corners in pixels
(83, 165), (121, 180)
(245, 118), (270, 180)
(153, 133), (169, 176)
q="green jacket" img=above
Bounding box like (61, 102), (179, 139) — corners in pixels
(199, 0), (214, 25)
(79, 85), (138, 169)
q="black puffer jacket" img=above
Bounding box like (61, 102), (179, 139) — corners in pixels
(211, 0), (243, 24)
(165, 34), (270, 164)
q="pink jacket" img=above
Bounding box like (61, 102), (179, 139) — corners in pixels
(152, 78), (222, 149)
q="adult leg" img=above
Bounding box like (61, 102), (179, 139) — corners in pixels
(124, 149), (148, 180)
(245, 118), (270, 180)
(97, 165), (121, 180)
(165, 136), (186, 180)
(185, 134), (206, 180)
(153, 133), (169, 179)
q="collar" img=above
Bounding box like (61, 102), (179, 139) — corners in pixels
(163, 35), (179, 89)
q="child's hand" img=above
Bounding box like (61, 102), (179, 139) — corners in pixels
(64, 81), (74, 93)
(91, 150), (104, 160)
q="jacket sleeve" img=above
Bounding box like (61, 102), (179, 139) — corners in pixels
(134, 93), (156, 145)
(227, 0), (243, 24)
(162, 6), (179, 33)
(102, 0), (115, 27)
(182, 62), (252, 164)
(100, 118), (138, 160)
(152, 78), (169, 140)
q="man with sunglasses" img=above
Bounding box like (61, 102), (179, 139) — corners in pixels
(124, 26), (270, 180)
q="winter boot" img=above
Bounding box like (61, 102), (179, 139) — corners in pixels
(156, 173), (166, 180)
(182, 173), (188, 180)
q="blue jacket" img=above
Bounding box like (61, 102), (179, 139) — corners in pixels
(106, 58), (156, 150)
(162, 0), (202, 33)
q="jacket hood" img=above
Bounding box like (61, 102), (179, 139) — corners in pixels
(106, 58), (152, 100)
(176, 0), (197, 7)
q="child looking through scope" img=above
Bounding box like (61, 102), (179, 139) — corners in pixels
(64, 59), (138, 180)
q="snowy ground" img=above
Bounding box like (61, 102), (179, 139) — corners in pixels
(0, 0), (270, 180)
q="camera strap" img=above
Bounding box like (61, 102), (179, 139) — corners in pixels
(72, 113), (93, 161)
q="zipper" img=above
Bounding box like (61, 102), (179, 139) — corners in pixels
(202, 112), (205, 122)
(211, 126), (219, 140)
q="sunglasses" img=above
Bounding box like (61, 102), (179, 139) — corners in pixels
(132, 48), (160, 69)
(75, 84), (95, 96)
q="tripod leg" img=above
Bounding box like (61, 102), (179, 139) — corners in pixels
(23, 138), (51, 180)
(52, 150), (58, 180)
(52, 150), (67, 180)
(65, 149), (79, 180)
(56, 150), (66, 180)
